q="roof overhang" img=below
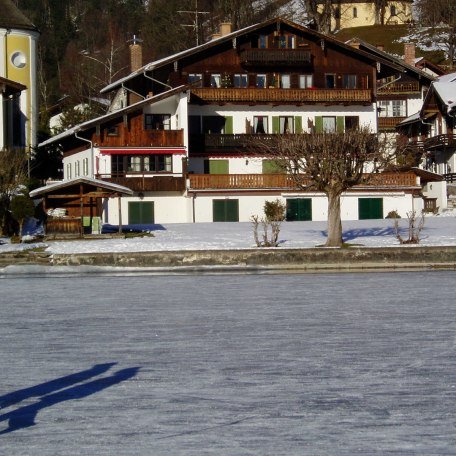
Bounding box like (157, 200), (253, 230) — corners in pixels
(100, 147), (186, 155)
(30, 177), (134, 198)
(412, 167), (444, 183)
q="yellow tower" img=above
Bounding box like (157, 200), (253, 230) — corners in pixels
(318, 0), (414, 31)
(0, 0), (39, 153)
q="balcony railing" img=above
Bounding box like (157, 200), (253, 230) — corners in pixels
(378, 117), (407, 130)
(241, 49), (312, 66)
(443, 173), (456, 183)
(191, 88), (373, 104)
(96, 129), (184, 148)
(378, 81), (420, 94)
(188, 172), (418, 190)
(424, 134), (456, 150)
(98, 174), (186, 192)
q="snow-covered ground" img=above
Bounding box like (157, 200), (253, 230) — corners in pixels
(1, 272), (455, 454)
(1, 213), (455, 255)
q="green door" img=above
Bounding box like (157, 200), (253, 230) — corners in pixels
(286, 198), (312, 221)
(129, 201), (155, 224)
(358, 198), (383, 220)
(213, 199), (239, 222)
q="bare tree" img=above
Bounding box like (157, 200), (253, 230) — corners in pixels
(414, 0), (456, 68)
(0, 149), (28, 236)
(258, 127), (399, 247)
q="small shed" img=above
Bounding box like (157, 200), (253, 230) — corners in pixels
(30, 177), (133, 236)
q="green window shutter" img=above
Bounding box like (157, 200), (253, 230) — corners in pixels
(336, 116), (345, 132)
(286, 199), (312, 221)
(272, 116), (279, 133)
(129, 202), (155, 224)
(295, 116), (302, 133)
(358, 198), (383, 220)
(224, 116), (233, 134)
(213, 200), (239, 222)
(209, 159), (229, 174)
(262, 159), (283, 174)
(314, 116), (323, 133)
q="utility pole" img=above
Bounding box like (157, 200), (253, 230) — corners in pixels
(178, 0), (210, 46)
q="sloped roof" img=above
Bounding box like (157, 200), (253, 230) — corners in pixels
(421, 72), (456, 116)
(0, 0), (38, 31)
(101, 16), (404, 94)
(30, 177), (134, 198)
(0, 75), (26, 96)
(39, 84), (190, 148)
(345, 37), (434, 82)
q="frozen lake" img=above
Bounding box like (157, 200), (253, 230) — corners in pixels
(1, 271), (455, 454)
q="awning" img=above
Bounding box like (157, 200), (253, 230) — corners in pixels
(100, 148), (186, 155)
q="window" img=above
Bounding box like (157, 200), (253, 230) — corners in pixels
(345, 116), (359, 130)
(107, 126), (119, 136)
(280, 74), (291, 89)
(256, 74), (267, 88)
(75, 160), (80, 177)
(353, 7), (357, 18)
(279, 116), (294, 134)
(259, 35), (268, 49)
(66, 163), (72, 179)
(188, 73), (203, 87)
(378, 100), (406, 117)
(299, 74), (313, 88)
(325, 74), (336, 89)
(390, 5), (396, 16)
(112, 155), (172, 174)
(253, 116), (268, 134)
(233, 74), (248, 88)
(273, 34), (295, 49)
(210, 74), (221, 88)
(343, 74), (357, 89)
(145, 114), (171, 130)
(83, 158), (89, 176)
(322, 117), (336, 132)
(359, 198), (383, 220)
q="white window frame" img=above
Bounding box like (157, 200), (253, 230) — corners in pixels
(299, 74), (313, 88)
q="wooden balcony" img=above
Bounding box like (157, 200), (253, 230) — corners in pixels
(189, 133), (278, 155)
(378, 117), (407, 130)
(443, 173), (456, 183)
(424, 134), (456, 150)
(96, 129), (184, 148)
(191, 88), (373, 105)
(98, 174), (186, 192)
(378, 81), (420, 94)
(241, 49), (312, 66)
(188, 172), (418, 190)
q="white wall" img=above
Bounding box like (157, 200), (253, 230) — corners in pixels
(422, 181), (447, 211)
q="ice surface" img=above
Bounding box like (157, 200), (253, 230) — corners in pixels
(0, 271), (455, 454)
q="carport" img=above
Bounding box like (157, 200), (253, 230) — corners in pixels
(30, 177), (133, 236)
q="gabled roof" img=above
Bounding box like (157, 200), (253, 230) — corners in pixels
(0, 0), (38, 31)
(30, 177), (134, 198)
(345, 38), (434, 82)
(421, 72), (456, 116)
(39, 84), (190, 148)
(101, 17), (404, 95)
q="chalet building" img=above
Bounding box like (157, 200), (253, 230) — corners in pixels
(398, 73), (456, 212)
(346, 40), (435, 133)
(38, 17), (426, 228)
(317, 0), (413, 31)
(0, 0), (39, 153)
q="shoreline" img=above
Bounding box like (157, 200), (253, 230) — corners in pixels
(1, 245), (456, 274)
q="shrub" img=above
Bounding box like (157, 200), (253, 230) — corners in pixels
(386, 210), (401, 219)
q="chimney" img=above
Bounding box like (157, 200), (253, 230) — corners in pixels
(220, 22), (232, 36)
(349, 39), (361, 49)
(211, 32), (222, 41)
(130, 35), (143, 72)
(404, 43), (416, 66)
(376, 44), (385, 52)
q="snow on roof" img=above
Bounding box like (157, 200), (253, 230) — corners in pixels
(397, 111), (421, 126)
(30, 177), (134, 198)
(39, 85), (189, 148)
(432, 72), (456, 113)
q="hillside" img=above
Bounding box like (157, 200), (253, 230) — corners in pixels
(335, 25), (446, 64)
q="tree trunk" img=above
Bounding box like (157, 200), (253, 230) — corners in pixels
(325, 190), (343, 247)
